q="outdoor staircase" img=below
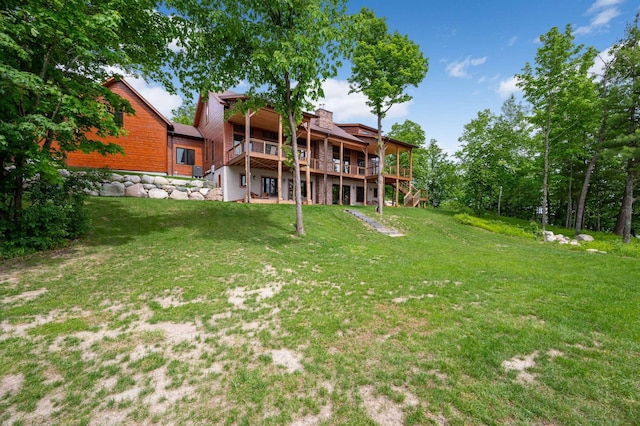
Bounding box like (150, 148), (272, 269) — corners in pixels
(396, 181), (422, 208)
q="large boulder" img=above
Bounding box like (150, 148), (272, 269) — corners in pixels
(125, 183), (148, 198)
(205, 188), (223, 201)
(123, 175), (141, 184)
(191, 180), (204, 188)
(575, 234), (594, 242)
(141, 175), (155, 184)
(154, 176), (170, 186)
(110, 173), (124, 182)
(542, 231), (555, 242)
(171, 178), (189, 186)
(169, 190), (189, 200)
(148, 188), (169, 199)
(99, 182), (125, 197)
(189, 191), (205, 201)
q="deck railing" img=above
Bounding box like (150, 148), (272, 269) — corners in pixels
(227, 138), (307, 162)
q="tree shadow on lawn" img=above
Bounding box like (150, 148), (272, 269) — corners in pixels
(84, 198), (296, 248)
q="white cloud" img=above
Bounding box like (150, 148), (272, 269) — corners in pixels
(497, 76), (522, 98)
(507, 36), (517, 47)
(592, 8), (621, 26)
(446, 56), (488, 78)
(103, 66), (183, 119)
(575, 0), (622, 35)
(125, 76), (183, 119)
(167, 38), (184, 53)
(587, 0), (623, 14)
(589, 47), (615, 78)
(315, 79), (410, 123)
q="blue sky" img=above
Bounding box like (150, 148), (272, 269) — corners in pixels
(131, 0), (638, 155)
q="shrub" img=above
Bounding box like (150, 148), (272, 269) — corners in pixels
(0, 172), (95, 258)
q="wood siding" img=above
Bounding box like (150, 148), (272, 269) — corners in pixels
(66, 80), (168, 173)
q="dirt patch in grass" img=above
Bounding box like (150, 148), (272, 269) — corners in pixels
(1, 288), (48, 304)
(270, 348), (304, 373)
(0, 373), (24, 399)
(290, 403), (333, 426)
(360, 385), (405, 425)
(502, 351), (539, 385)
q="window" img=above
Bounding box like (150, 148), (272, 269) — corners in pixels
(263, 130), (278, 140)
(205, 101), (209, 124)
(114, 110), (124, 128)
(288, 180), (308, 200)
(240, 174), (246, 187)
(176, 147), (195, 165)
(261, 177), (278, 196)
(357, 154), (365, 175)
(356, 187), (364, 203)
(343, 148), (351, 174)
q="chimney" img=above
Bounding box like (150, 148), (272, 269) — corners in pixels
(315, 107), (333, 130)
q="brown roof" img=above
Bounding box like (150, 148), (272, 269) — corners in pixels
(309, 120), (364, 143)
(170, 122), (203, 139)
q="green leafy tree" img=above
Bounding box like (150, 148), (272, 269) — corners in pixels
(171, 99), (197, 125)
(0, 0), (176, 250)
(517, 25), (597, 231)
(348, 8), (428, 215)
(457, 97), (538, 217)
(414, 140), (458, 208)
(170, 0), (350, 235)
(604, 17), (640, 242)
(456, 110), (497, 213)
(387, 120), (425, 147)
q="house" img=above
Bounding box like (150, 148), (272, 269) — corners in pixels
(68, 79), (421, 206)
(195, 91), (419, 206)
(66, 78), (205, 177)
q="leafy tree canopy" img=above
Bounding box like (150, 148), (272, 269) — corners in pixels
(169, 0), (352, 234)
(171, 99), (197, 125)
(387, 120), (425, 147)
(0, 0), (177, 244)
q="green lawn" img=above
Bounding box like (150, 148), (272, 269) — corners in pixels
(0, 198), (638, 425)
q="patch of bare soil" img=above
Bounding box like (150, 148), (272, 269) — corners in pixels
(0, 269), (22, 287)
(227, 281), (284, 308)
(359, 385), (405, 426)
(502, 351), (539, 384)
(0, 309), (65, 340)
(0, 373), (24, 399)
(1, 288), (48, 304)
(270, 348), (304, 373)
(290, 403), (333, 426)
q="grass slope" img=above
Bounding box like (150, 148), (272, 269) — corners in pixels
(0, 198), (638, 425)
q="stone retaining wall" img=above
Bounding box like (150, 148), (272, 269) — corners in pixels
(61, 170), (223, 201)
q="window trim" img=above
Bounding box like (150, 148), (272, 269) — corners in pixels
(176, 147), (196, 166)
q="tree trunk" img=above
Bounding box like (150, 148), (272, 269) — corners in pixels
(376, 114), (384, 216)
(287, 113), (304, 236)
(565, 162), (573, 229)
(614, 197), (626, 236)
(575, 152), (598, 236)
(542, 129), (550, 231)
(622, 160), (636, 244)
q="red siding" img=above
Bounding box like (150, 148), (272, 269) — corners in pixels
(171, 136), (204, 176)
(66, 81), (168, 173)
(196, 94), (226, 171)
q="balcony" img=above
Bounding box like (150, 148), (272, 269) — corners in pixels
(227, 138), (308, 164)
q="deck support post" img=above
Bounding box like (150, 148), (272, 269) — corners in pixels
(277, 116), (283, 203)
(245, 110), (251, 203)
(306, 121), (311, 203)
